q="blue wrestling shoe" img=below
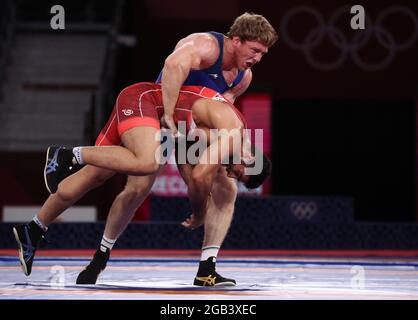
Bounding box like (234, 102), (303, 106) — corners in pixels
(193, 257), (236, 286)
(13, 222), (46, 276)
(44, 146), (80, 194)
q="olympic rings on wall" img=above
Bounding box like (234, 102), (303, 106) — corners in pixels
(280, 5), (418, 71)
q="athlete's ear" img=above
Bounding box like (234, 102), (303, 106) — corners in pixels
(231, 36), (243, 46)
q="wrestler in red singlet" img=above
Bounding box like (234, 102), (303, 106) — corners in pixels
(95, 82), (246, 146)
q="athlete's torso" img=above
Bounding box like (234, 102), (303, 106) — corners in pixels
(155, 32), (245, 93)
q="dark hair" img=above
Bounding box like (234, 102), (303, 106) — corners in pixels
(244, 151), (272, 189)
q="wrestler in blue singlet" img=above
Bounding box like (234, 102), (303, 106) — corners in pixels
(156, 32), (245, 93)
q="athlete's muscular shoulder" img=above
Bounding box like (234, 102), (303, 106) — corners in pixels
(174, 33), (220, 69)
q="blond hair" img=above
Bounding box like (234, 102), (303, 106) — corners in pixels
(227, 12), (278, 47)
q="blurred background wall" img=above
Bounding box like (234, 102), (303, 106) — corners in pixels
(0, 0), (417, 249)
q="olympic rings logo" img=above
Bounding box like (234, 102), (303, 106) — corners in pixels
(290, 201), (318, 220)
(280, 5), (418, 71)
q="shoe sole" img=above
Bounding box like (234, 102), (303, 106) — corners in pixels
(194, 280), (236, 287)
(214, 281), (236, 287)
(44, 146), (53, 194)
(13, 227), (29, 276)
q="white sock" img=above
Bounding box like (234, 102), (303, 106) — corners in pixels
(200, 245), (220, 261)
(100, 235), (116, 252)
(33, 215), (48, 232)
(72, 147), (85, 165)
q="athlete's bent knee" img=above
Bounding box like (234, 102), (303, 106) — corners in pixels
(55, 185), (78, 202)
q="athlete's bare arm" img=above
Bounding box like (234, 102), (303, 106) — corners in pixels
(222, 69), (253, 104)
(176, 68), (251, 203)
(161, 33), (219, 134)
(187, 100), (243, 223)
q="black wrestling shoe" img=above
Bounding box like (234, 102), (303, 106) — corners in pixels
(76, 248), (110, 285)
(193, 257), (236, 286)
(44, 146), (78, 194)
(13, 221), (46, 276)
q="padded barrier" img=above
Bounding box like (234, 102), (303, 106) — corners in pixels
(1, 196), (417, 249)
